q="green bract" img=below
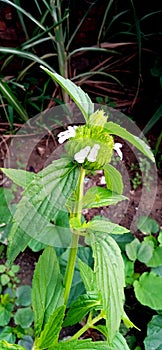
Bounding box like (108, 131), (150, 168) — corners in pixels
(66, 110), (114, 170)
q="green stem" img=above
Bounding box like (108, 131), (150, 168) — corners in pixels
(69, 312), (103, 341)
(63, 167), (85, 305)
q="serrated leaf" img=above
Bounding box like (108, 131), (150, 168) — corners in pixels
(85, 218), (129, 235)
(134, 272), (162, 310)
(63, 292), (101, 327)
(51, 339), (114, 349)
(105, 121), (155, 162)
(35, 305), (65, 349)
(90, 233), (125, 344)
(0, 168), (35, 189)
(104, 164), (123, 194)
(78, 259), (95, 292)
(83, 186), (127, 209)
(40, 67), (94, 122)
(144, 315), (162, 350)
(32, 247), (64, 337)
(7, 158), (79, 262)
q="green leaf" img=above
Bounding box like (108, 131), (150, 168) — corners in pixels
(104, 164), (123, 194)
(14, 307), (34, 328)
(32, 247), (64, 337)
(18, 335), (33, 350)
(0, 304), (13, 326)
(144, 315), (162, 350)
(90, 233), (125, 344)
(136, 216), (159, 235)
(0, 79), (28, 122)
(0, 168), (35, 189)
(0, 47), (56, 73)
(16, 285), (32, 306)
(112, 332), (130, 350)
(83, 186), (127, 209)
(147, 246), (162, 267)
(35, 305), (65, 349)
(63, 292), (101, 327)
(105, 121), (155, 162)
(78, 259), (95, 292)
(40, 67), (94, 122)
(137, 240), (154, 264)
(85, 218), (130, 235)
(7, 158), (79, 262)
(18, 336), (33, 350)
(0, 187), (14, 243)
(52, 339), (114, 349)
(125, 238), (140, 261)
(0, 326), (16, 343)
(134, 272), (162, 310)
(0, 340), (25, 349)
(1, 274), (10, 286)
(0, 265), (6, 273)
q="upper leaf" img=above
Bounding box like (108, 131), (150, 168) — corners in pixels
(85, 218), (130, 235)
(104, 164), (123, 195)
(83, 186), (127, 209)
(105, 121), (155, 162)
(7, 158), (79, 262)
(40, 67), (94, 122)
(32, 247), (64, 337)
(90, 233), (125, 344)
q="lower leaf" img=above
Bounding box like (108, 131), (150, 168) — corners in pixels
(90, 233), (125, 344)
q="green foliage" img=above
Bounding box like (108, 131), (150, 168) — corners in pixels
(144, 315), (162, 350)
(32, 247), (64, 337)
(0, 70), (155, 349)
(0, 262), (20, 292)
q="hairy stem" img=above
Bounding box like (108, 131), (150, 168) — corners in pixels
(63, 166), (85, 305)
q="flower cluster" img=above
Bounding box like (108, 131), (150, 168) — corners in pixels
(57, 110), (123, 170)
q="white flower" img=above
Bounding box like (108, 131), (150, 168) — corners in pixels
(74, 144), (100, 164)
(87, 144), (100, 162)
(113, 142), (123, 160)
(100, 176), (106, 185)
(74, 146), (91, 163)
(58, 125), (77, 144)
